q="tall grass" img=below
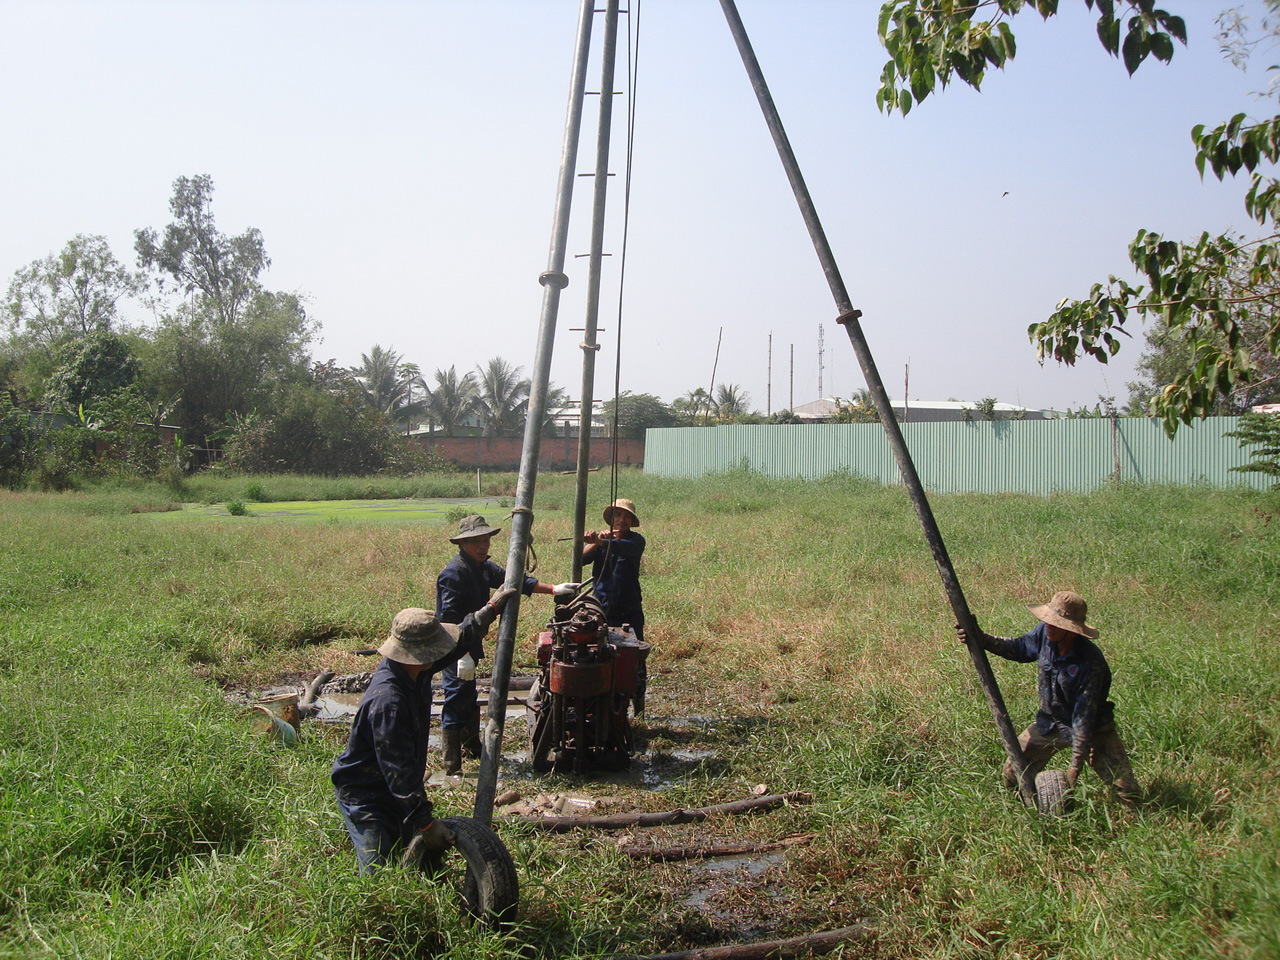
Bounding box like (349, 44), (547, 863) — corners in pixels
(0, 472), (1277, 957)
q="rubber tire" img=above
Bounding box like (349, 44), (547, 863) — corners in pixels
(439, 817), (519, 929)
(1035, 770), (1074, 817)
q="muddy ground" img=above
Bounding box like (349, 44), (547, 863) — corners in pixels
(223, 662), (880, 953)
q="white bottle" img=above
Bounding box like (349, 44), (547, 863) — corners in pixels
(457, 653), (476, 681)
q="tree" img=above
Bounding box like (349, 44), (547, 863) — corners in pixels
(830, 389), (881, 423)
(5, 234), (144, 353)
(43, 331), (143, 417)
(424, 365), (479, 436)
(351, 345), (424, 429)
(875, 2), (1280, 433)
(713, 383), (750, 421)
(671, 387), (712, 426)
(601, 392), (677, 438)
(1227, 410), (1280, 485)
(134, 174), (269, 326)
(474, 356), (530, 437)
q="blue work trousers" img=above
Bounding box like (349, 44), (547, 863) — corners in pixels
(335, 793), (414, 875)
(439, 661), (478, 731)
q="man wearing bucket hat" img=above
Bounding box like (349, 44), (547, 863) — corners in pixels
(331, 597), (512, 874)
(957, 590), (1139, 799)
(582, 498), (648, 715)
(436, 514), (579, 775)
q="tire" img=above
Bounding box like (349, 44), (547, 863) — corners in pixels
(439, 816), (520, 928)
(1035, 770), (1074, 817)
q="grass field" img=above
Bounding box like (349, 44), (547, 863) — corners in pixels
(1, 469), (1277, 958)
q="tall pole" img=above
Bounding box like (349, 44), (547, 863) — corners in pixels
(474, 0), (596, 824)
(718, 0), (1034, 807)
(767, 332), (772, 416)
(571, 0), (622, 582)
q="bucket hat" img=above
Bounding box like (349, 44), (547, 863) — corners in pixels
(449, 514), (502, 544)
(1028, 591), (1099, 639)
(377, 608), (460, 665)
(603, 498), (639, 527)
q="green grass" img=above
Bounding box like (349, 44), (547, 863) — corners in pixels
(0, 471), (1277, 957)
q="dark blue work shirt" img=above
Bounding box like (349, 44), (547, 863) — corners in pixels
(330, 615), (483, 830)
(589, 531), (645, 627)
(435, 551), (539, 640)
(982, 621), (1116, 760)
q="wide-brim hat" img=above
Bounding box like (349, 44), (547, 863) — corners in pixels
(1028, 590), (1099, 639)
(603, 498), (639, 526)
(450, 514), (502, 544)
(378, 607), (461, 665)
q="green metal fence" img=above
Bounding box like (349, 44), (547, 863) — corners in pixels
(644, 417), (1270, 493)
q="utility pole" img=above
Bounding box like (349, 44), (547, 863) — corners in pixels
(903, 361), (909, 424)
(789, 344), (794, 411)
(766, 332), (772, 416)
(817, 323), (825, 399)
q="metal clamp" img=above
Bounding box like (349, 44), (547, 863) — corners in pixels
(539, 271), (569, 289)
(835, 309), (863, 327)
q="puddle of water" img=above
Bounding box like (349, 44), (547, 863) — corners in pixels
(690, 850), (786, 877)
(313, 694), (361, 721)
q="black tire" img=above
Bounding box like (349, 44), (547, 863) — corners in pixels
(1035, 770), (1074, 817)
(439, 817), (519, 929)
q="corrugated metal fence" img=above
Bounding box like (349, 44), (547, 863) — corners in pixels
(644, 417), (1269, 493)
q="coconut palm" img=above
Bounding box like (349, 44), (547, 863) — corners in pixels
(713, 383), (749, 421)
(352, 345), (413, 416)
(672, 387), (712, 426)
(475, 356), (530, 437)
(423, 365), (479, 437)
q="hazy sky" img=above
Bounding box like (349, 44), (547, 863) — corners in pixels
(1, 1), (1271, 413)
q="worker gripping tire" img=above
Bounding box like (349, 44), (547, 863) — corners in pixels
(438, 817), (519, 928)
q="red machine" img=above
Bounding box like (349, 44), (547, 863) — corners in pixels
(526, 593), (648, 773)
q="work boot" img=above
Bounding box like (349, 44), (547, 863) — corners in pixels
(442, 728), (462, 776)
(461, 717), (482, 760)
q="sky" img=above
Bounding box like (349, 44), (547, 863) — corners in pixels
(1, 0), (1273, 414)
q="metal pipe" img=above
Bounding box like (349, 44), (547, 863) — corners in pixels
(473, 0), (596, 824)
(717, 0), (1035, 807)
(571, 0), (622, 582)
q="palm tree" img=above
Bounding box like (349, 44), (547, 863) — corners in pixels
(672, 387), (711, 426)
(714, 383), (749, 421)
(352, 345), (415, 418)
(475, 356), (530, 437)
(423, 365), (479, 437)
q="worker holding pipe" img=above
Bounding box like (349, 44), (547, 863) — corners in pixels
(582, 497), (647, 716)
(957, 590), (1140, 800)
(436, 514), (578, 775)
(331, 600), (511, 874)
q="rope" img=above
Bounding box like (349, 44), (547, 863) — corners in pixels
(509, 506), (537, 573)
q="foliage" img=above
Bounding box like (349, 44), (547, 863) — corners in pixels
(0, 393), (35, 488)
(4, 233), (144, 354)
(877, 0), (1186, 116)
(712, 382), (750, 421)
(876, 1), (1280, 435)
(134, 174), (269, 326)
(147, 290), (315, 448)
(830, 390), (881, 423)
(671, 387), (712, 426)
(474, 356), (530, 437)
(351, 344), (424, 430)
(959, 395), (1028, 421)
(423, 364), (479, 436)
(43, 331), (143, 416)
(1227, 410), (1280, 483)
(601, 391), (677, 438)
(218, 381), (441, 476)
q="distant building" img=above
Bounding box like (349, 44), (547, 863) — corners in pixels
(793, 397), (1047, 423)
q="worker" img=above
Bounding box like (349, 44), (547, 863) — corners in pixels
(331, 598), (511, 874)
(956, 590), (1140, 799)
(582, 497), (647, 716)
(436, 514), (577, 775)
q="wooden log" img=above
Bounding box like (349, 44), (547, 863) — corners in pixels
(622, 834), (815, 862)
(608, 923), (872, 960)
(509, 792), (811, 833)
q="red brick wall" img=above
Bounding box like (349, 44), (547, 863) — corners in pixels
(413, 435), (644, 471)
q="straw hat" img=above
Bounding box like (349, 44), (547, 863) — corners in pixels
(603, 498), (639, 526)
(449, 514), (502, 544)
(377, 608), (460, 665)
(1028, 591), (1099, 639)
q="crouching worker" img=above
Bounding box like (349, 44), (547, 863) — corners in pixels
(332, 592), (514, 874)
(957, 590), (1140, 801)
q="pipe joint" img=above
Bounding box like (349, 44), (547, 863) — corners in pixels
(539, 271), (569, 289)
(836, 309), (863, 327)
